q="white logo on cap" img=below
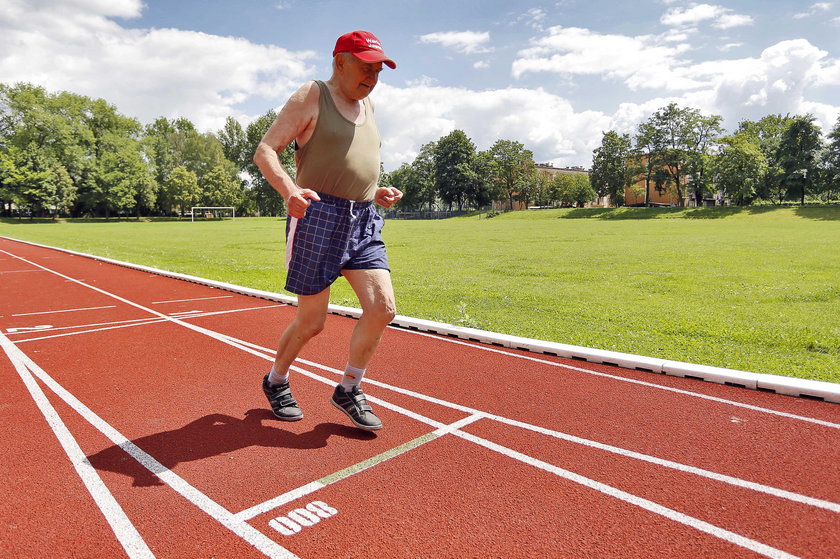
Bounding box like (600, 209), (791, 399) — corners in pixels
(366, 38), (382, 51)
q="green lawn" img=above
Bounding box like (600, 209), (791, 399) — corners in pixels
(2, 206), (838, 383)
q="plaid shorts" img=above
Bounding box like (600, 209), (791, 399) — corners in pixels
(284, 192), (389, 296)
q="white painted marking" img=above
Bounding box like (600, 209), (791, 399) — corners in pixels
(452, 429), (798, 559)
(0, 247), (831, 557)
(168, 310), (203, 316)
(239, 482), (326, 522)
(401, 329), (840, 430)
(0, 336), (299, 559)
(0, 333), (155, 559)
(0, 250), (299, 558)
(12, 304), (284, 344)
(228, 335), (840, 515)
(269, 501), (339, 537)
(5, 325), (53, 333)
(235, 415), (483, 521)
(6, 234), (835, 403)
(12, 305), (116, 317)
(151, 296), (234, 305)
(0, 269), (44, 274)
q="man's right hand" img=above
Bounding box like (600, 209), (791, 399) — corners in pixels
(286, 189), (321, 219)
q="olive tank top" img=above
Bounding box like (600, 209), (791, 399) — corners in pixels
(294, 80), (381, 202)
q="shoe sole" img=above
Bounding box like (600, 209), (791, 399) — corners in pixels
(270, 410), (304, 421)
(262, 383), (303, 421)
(330, 398), (382, 431)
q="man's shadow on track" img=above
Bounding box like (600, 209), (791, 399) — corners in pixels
(87, 409), (374, 487)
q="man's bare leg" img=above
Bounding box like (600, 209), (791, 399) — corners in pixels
(342, 268), (397, 370)
(273, 287), (331, 374)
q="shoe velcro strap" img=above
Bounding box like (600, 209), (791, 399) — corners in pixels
(350, 393), (372, 413)
(271, 392), (298, 407)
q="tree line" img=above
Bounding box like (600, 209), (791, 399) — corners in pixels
(385, 132), (594, 212)
(0, 82), (593, 218)
(590, 102), (840, 207)
(0, 83), (292, 218)
(4, 82), (838, 218)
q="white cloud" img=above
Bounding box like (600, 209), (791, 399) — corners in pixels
(794, 2), (833, 19)
(512, 27), (700, 91)
(713, 13), (754, 29)
(510, 24), (840, 155)
(661, 3), (722, 26)
(373, 84), (610, 169)
(0, 0), (316, 131)
(676, 39), (834, 130)
(418, 31), (492, 55)
(516, 8), (547, 30)
(661, 3), (753, 29)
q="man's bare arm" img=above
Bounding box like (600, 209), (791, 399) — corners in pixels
(253, 82), (321, 218)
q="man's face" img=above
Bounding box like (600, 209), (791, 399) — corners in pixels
(339, 55), (383, 100)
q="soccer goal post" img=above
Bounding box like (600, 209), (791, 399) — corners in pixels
(191, 207), (236, 221)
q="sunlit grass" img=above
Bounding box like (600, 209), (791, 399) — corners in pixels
(2, 205), (838, 383)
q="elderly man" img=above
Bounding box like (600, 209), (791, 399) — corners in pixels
(253, 31), (402, 431)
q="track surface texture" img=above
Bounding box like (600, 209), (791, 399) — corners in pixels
(1, 237), (838, 559)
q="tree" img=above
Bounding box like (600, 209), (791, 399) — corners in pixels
(167, 166), (200, 217)
(640, 103), (722, 207)
(242, 110), (291, 216)
(590, 130), (634, 206)
(202, 163), (243, 208)
(635, 121), (663, 206)
(218, 116), (247, 169)
(736, 114), (793, 202)
(821, 116), (840, 200)
(487, 139), (535, 210)
(684, 113), (723, 206)
(435, 130), (478, 211)
(712, 134), (767, 206)
(777, 114), (822, 204)
(143, 117), (177, 213)
(0, 147), (24, 215)
(553, 173), (596, 207)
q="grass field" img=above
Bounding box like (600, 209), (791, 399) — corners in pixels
(2, 206), (838, 383)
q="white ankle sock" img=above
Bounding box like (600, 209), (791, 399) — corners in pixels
(267, 365), (289, 387)
(340, 363), (366, 392)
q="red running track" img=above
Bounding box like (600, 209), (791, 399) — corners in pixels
(1, 236), (839, 559)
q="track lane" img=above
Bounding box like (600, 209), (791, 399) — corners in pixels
(1, 236), (839, 558)
(0, 349), (133, 559)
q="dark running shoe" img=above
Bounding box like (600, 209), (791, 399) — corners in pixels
(262, 374), (304, 421)
(331, 384), (382, 431)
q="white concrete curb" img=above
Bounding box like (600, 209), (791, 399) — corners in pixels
(4, 235), (838, 404)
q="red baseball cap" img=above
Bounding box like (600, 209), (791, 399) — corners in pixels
(333, 30), (396, 69)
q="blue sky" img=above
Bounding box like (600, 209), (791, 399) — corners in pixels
(2, 1), (839, 170)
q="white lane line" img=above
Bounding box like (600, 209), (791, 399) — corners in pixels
(151, 296), (234, 305)
(0, 248), (825, 556)
(272, 353), (805, 557)
(401, 329), (840, 429)
(1, 335), (299, 559)
(235, 414), (484, 521)
(12, 305), (116, 317)
(0, 269), (45, 274)
(452, 429), (798, 559)
(224, 334), (840, 514)
(0, 333), (155, 559)
(11, 304), (285, 344)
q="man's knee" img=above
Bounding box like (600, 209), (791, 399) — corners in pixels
(293, 313), (327, 339)
(365, 299), (396, 326)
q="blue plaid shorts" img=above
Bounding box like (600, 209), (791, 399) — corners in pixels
(284, 192), (389, 296)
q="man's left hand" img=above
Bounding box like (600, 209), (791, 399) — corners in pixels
(374, 186), (403, 209)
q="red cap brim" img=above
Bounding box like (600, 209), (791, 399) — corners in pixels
(352, 50), (396, 69)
